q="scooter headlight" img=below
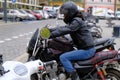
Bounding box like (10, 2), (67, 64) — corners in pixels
(14, 65), (28, 76)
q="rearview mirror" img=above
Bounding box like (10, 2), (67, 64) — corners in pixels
(40, 27), (50, 39)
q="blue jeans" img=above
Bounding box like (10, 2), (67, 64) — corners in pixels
(60, 48), (95, 73)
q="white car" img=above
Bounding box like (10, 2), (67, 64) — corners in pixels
(42, 10), (49, 19)
(105, 12), (115, 19)
(7, 9), (28, 21)
(57, 13), (64, 20)
(115, 11), (120, 20)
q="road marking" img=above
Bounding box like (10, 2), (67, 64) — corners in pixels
(24, 33), (30, 36)
(19, 34), (24, 37)
(0, 32), (33, 44)
(29, 32), (33, 34)
(0, 40), (5, 43)
(5, 38), (12, 41)
(12, 36), (19, 39)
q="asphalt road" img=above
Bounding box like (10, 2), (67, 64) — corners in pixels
(0, 19), (63, 62)
(0, 19), (120, 62)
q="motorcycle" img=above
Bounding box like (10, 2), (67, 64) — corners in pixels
(0, 54), (57, 80)
(85, 19), (103, 39)
(26, 27), (120, 80)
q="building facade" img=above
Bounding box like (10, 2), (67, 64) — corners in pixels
(84, 0), (115, 12)
(0, 0), (84, 10)
(0, 0), (41, 10)
(115, 0), (120, 11)
(47, 0), (84, 7)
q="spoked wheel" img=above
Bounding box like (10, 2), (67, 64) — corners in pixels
(91, 69), (120, 80)
(105, 69), (120, 80)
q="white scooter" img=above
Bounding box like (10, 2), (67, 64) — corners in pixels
(0, 54), (56, 80)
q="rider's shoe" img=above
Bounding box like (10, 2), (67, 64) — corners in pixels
(67, 71), (80, 80)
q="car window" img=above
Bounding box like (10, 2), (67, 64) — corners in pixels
(19, 10), (24, 13)
(33, 10), (39, 13)
(11, 11), (15, 13)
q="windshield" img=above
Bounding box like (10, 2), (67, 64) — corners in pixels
(19, 10), (27, 14)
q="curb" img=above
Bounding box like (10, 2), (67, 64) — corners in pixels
(0, 21), (21, 26)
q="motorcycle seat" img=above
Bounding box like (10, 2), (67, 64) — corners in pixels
(94, 38), (111, 46)
(76, 50), (118, 66)
(94, 38), (115, 50)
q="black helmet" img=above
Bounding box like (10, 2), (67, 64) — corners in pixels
(60, 1), (78, 17)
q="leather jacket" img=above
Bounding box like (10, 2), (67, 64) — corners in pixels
(50, 17), (94, 49)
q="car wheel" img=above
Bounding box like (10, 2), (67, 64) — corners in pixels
(15, 17), (21, 22)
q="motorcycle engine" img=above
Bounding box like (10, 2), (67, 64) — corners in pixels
(58, 73), (66, 80)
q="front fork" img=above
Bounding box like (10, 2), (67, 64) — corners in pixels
(95, 64), (107, 80)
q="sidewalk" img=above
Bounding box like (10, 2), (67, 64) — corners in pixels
(0, 20), (21, 26)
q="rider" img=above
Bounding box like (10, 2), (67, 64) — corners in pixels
(49, 1), (96, 80)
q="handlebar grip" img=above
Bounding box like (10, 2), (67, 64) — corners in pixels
(44, 60), (56, 66)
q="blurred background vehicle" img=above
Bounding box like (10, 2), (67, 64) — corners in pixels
(92, 7), (115, 19)
(33, 10), (49, 19)
(57, 13), (64, 20)
(0, 12), (3, 19)
(32, 10), (43, 19)
(115, 11), (120, 20)
(0, 8), (4, 19)
(47, 10), (57, 18)
(7, 9), (27, 21)
(18, 9), (36, 21)
(42, 10), (49, 19)
(25, 10), (42, 20)
(0, 9), (27, 21)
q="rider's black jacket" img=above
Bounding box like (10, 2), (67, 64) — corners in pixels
(50, 17), (94, 50)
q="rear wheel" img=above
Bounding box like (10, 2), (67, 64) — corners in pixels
(105, 69), (120, 80)
(91, 69), (120, 80)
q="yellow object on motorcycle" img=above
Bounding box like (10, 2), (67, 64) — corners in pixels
(40, 27), (50, 39)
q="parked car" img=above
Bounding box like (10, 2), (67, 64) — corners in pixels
(42, 10), (49, 19)
(7, 9), (28, 21)
(0, 8), (4, 19)
(33, 10), (49, 19)
(33, 10), (43, 19)
(47, 10), (58, 18)
(18, 9), (36, 20)
(57, 13), (64, 20)
(0, 12), (3, 19)
(25, 10), (42, 20)
(115, 11), (120, 20)
(56, 9), (63, 20)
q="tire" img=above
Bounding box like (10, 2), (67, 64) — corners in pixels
(30, 73), (38, 80)
(42, 74), (51, 80)
(105, 69), (120, 80)
(15, 17), (21, 22)
(91, 68), (120, 80)
(30, 73), (51, 80)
